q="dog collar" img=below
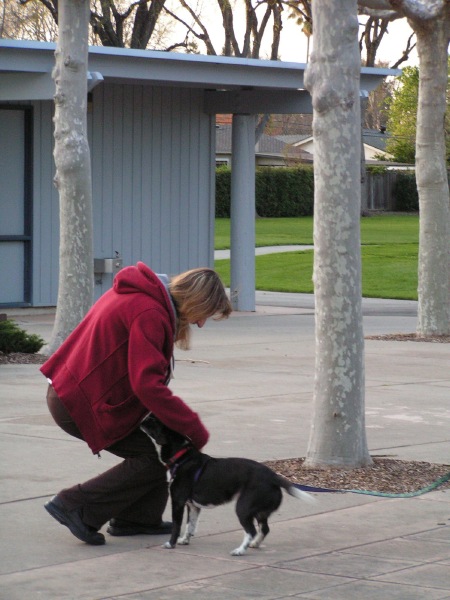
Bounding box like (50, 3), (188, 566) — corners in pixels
(165, 447), (190, 470)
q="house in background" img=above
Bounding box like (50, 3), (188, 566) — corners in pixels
(217, 118), (393, 167)
(0, 39), (397, 309)
(361, 128), (394, 162)
(216, 123), (312, 168)
(285, 128), (394, 162)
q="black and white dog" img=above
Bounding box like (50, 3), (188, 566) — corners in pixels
(140, 414), (314, 556)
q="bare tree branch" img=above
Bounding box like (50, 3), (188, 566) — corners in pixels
(358, 7), (401, 20)
(249, 1), (272, 57)
(389, 31), (416, 68)
(130, 0), (166, 49)
(216, 0), (242, 56)
(163, 2), (217, 55)
(360, 16), (390, 66)
(21, 0), (58, 22)
(358, 0), (447, 22)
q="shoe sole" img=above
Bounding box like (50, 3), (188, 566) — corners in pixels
(45, 501), (105, 545)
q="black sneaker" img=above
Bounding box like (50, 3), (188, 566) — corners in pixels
(45, 495), (105, 545)
(107, 518), (172, 536)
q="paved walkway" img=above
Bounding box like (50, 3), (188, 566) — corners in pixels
(214, 245), (314, 260)
(1, 294), (449, 599)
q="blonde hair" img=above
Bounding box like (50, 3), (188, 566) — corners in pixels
(169, 268), (232, 350)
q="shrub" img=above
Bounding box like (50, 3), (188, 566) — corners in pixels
(0, 319), (45, 354)
(215, 167), (232, 218)
(255, 167), (314, 217)
(367, 165), (388, 174)
(392, 172), (419, 212)
(215, 166), (314, 218)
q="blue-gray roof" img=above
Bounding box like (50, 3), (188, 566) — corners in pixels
(362, 129), (391, 151)
(216, 125), (312, 160)
(0, 39), (400, 104)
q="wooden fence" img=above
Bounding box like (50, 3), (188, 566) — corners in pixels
(365, 171), (400, 211)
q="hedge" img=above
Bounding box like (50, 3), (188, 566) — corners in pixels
(216, 167), (430, 216)
(392, 172), (419, 212)
(216, 166), (314, 218)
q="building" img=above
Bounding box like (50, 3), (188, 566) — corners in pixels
(0, 39), (397, 309)
(216, 124), (313, 167)
(287, 128), (394, 162)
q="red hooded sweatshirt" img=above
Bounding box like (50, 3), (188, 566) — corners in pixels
(40, 262), (209, 453)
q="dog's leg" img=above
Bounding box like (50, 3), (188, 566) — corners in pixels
(231, 532), (253, 556)
(249, 519), (270, 548)
(178, 502), (200, 545)
(231, 496), (258, 556)
(163, 499), (185, 549)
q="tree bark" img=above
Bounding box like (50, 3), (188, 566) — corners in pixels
(414, 12), (450, 336)
(130, 0), (166, 49)
(49, 0), (94, 353)
(360, 16), (390, 66)
(304, 0), (371, 468)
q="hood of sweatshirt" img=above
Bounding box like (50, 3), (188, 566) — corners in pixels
(113, 262), (176, 331)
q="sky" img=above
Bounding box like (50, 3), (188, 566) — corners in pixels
(278, 16), (419, 67)
(164, 1), (419, 69)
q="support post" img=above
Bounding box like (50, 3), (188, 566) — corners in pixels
(360, 91), (369, 213)
(230, 114), (256, 311)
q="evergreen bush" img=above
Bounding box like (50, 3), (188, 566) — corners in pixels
(255, 167), (314, 217)
(392, 172), (419, 212)
(216, 166), (434, 214)
(0, 319), (45, 354)
(215, 166), (232, 218)
(216, 166), (314, 218)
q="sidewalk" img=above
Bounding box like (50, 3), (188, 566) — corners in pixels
(214, 245), (314, 260)
(1, 295), (449, 599)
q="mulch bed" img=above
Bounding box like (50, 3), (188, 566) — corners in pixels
(265, 457), (450, 495)
(0, 352), (48, 365)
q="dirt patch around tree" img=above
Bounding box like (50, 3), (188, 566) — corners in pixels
(0, 352), (48, 365)
(265, 457), (450, 495)
(365, 333), (450, 343)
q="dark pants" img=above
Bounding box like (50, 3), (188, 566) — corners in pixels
(46, 385), (169, 530)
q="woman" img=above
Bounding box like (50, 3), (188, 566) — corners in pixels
(41, 262), (231, 545)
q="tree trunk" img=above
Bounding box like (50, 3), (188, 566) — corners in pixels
(414, 14), (450, 336)
(130, 0), (166, 49)
(49, 0), (94, 354)
(304, 0), (371, 468)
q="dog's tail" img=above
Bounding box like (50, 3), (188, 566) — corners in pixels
(276, 475), (315, 503)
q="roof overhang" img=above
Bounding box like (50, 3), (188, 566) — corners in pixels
(0, 39), (400, 114)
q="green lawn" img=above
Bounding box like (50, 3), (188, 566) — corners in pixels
(214, 215), (419, 300)
(215, 217), (314, 249)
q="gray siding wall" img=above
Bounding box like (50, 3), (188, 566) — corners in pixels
(32, 100), (60, 306)
(28, 84), (215, 306)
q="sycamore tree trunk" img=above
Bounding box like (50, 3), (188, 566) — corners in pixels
(304, 0), (372, 468)
(414, 13), (450, 336)
(48, 0), (94, 354)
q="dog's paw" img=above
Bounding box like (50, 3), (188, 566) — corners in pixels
(249, 541), (261, 549)
(163, 541), (175, 549)
(230, 547), (246, 556)
(177, 537), (190, 545)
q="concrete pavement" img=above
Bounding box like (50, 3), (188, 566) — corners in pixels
(214, 245), (314, 260)
(1, 294), (449, 599)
